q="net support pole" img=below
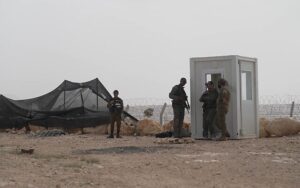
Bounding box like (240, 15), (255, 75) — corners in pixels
(80, 89), (84, 112)
(96, 81), (98, 111)
(64, 80), (66, 110)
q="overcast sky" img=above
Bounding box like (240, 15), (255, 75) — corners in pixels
(0, 0), (299, 100)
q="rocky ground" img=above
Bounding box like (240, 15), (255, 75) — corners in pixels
(0, 132), (299, 188)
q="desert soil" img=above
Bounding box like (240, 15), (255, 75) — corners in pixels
(0, 132), (299, 188)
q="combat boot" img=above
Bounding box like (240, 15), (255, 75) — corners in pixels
(225, 131), (230, 138)
(216, 136), (227, 141)
(107, 134), (114, 138)
(203, 132), (209, 140)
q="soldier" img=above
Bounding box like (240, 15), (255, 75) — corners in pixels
(169, 77), (189, 138)
(216, 78), (231, 141)
(199, 81), (218, 139)
(107, 90), (124, 138)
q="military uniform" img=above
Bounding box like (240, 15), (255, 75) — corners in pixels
(216, 86), (230, 139)
(107, 97), (123, 138)
(199, 88), (218, 138)
(169, 84), (188, 138)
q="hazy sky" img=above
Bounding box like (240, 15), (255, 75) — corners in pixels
(0, 0), (299, 100)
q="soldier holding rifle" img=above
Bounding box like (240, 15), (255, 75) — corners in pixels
(169, 77), (190, 138)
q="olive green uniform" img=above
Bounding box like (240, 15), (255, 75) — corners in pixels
(107, 97), (123, 137)
(169, 84), (188, 138)
(216, 87), (230, 138)
(199, 88), (218, 138)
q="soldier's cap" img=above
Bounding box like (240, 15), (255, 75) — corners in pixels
(205, 81), (214, 86)
(113, 90), (119, 94)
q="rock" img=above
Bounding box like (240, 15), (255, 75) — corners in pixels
(21, 148), (34, 154)
(154, 138), (194, 144)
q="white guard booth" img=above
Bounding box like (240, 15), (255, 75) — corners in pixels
(190, 55), (259, 139)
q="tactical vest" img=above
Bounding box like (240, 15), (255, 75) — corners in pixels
(109, 97), (123, 114)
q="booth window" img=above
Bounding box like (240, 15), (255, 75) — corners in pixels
(241, 71), (252, 100)
(205, 73), (222, 87)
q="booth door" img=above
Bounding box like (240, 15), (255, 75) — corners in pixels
(239, 61), (256, 137)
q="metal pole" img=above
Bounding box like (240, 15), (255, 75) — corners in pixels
(64, 80), (66, 110)
(96, 81), (98, 110)
(160, 103), (167, 125)
(80, 89), (84, 112)
(290, 101), (295, 117)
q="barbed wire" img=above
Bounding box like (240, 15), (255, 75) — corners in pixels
(124, 96), (300, 124)
(259, 95), (300, 104)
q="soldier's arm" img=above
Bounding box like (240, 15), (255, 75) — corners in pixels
(199, 92), (208, 102)
(107, 99), (113, 108)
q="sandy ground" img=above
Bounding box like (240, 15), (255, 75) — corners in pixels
(0, 132), (299, 188)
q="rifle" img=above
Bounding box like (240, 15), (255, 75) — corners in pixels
(104, 97), (138, 122)
(185, 99), (190, 114)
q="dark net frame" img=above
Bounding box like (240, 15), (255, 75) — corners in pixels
(0, 78), (131, 129)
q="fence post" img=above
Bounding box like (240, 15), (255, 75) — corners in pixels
(290, 101), (295, 117)
(160, 103), (167, 125)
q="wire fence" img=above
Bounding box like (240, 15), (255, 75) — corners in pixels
(124, 96), (300, 124)
(259, 95), (300, 119)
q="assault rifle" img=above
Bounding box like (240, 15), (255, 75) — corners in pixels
(185, 98), (190, 114)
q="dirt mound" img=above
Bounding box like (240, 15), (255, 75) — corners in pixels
(162, 120), (190, 131)
(136, 119), (163, 136)
(29, 124), (47, 132)
(266, 118), (300, 137)
(162, 121), (173, 131)
(107, 122), (136, 136)
(28, 122), (136, 136)
(259, 118), (271, 138)
(162, 120), (191, 137)
(259, 117), (300, 137)
(83, 125), (109, 135)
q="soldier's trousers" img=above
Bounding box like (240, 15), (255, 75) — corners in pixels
(203, 108), (217, 137)
(172, 104), (185, 138)
(216, 107), (229, 137)
(110, 113), (121, 136)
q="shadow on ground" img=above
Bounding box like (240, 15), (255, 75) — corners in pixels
(73, 146), (175, 155)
